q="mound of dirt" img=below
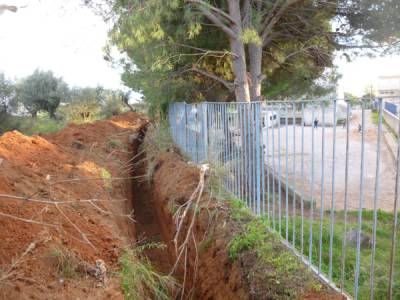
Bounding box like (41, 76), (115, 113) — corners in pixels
(0, 112), (148, 299)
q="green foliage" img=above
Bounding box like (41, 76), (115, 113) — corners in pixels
(0, 112), (65, 136)
(229, 198), (253, 221)
(228, 220), (265, 261)
(344, 92), (359, 106)
(120, 245), (177, 300)
(278, 209), (400, 299)
(61, 87), (103, 123)
(106, 0), (335, 110)
(0, 72), (14, 114)
(228, 216), (312, 299)
(102, 92), (126, 118)
(16, 69), (68, 118)
(100, 168), (112, 190)
(107, 138), (123, 150)
(341, 0), (400, 55)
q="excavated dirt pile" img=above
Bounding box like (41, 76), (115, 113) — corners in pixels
(0, 112), (148, 299)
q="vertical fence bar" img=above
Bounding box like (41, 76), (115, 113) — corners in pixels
(266, 106), (271, 224)
(292, 101), (297, 248)
(300, 103), (305, 255)
(238, 103), (246, 200)
(272, 105), (276, 230)
(354, 102), (366, 300)
(340, 100), (351, 293)
(251, 103), (256, 211)
(318, 103), (326, 274)
(388, 100), (400, 300)
(328, 100), (337, 281)
(253, 103), (258, 213)
(285, 104), (289, 242)
(233, 104), (241, 199)
(309, 105), (315, 264)
(243, 103), (248, 206)
(278, 104), (282, 235)
(370, 98), (383, 299)
(222, 104), (228, 187)
(261, 104), (266, 217)
(256, 103), (262, 215)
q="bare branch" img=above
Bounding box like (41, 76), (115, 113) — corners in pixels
(0, 211), (59, 228)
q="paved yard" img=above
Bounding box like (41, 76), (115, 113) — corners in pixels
(264, 110), (397, 212)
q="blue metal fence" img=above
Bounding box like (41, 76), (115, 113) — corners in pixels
(168, 100), (400, 300)
(385, 101), (398, 116)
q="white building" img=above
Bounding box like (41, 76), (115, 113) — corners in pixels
(378, 75), (400, 101)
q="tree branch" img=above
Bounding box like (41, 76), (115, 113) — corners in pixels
(261, 0), (303, 44)
(187, 0), (237, 25)
(187, 1), (237, 39)
(181, 67), (235, 91)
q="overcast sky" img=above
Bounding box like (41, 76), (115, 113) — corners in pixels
(1, 0), (400, 99)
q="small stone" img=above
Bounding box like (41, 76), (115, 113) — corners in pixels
(346, 229), (372, 249)
(72, 140), (85, 150)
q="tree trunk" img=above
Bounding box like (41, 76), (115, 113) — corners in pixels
(248, 43), (263, 102)
(228, 0), (250, 103)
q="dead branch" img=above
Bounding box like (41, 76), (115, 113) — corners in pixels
(0, 212), (59, 228)
(54, 203), (96, 250)
(0, 241), (36, 285)
(170, 164), (209, 300)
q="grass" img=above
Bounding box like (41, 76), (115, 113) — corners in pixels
(47, 246), (79, 279)
(226, 201), (315, 299)
(371, 110), (398, 138)
(0, 112), (66, 136)
(269, 209), (400, 299)
(120, 244), (178, 300)
(100, 168), (112, 191)
(107, 138), (123, 150)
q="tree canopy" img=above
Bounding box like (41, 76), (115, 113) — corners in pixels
(16, 70), (69, 118)
(0, 72), (14, 115)
(94, 0), (400, 110)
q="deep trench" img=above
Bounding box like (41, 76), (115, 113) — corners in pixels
(129, 128), (176, 277)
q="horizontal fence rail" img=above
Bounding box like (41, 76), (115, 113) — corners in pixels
(168, 99), (400, 300)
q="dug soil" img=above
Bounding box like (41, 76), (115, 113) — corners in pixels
(0, 112), (148, 299)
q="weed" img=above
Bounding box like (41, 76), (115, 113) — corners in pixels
(142, 122), (175, 181)
(47, 247), (79, 279)
(228, 216), (312, 299)
(198, 231), (215, 255)
(120, 244), (178, 300)
(100, 168), (112, 191)
(107, 139), (123, 150)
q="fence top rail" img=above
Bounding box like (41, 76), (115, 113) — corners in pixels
(170, 95), (400, 105)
